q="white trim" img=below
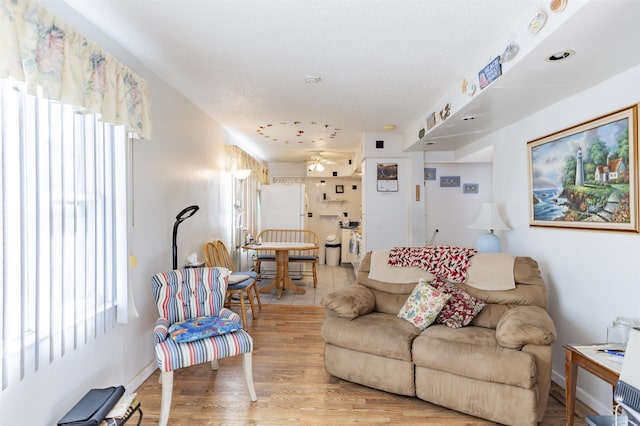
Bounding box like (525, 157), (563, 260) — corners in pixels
(125, 360), (157, 393)
(551, 368), (610, 415)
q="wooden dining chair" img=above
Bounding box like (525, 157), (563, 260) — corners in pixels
(204, 240), (262, 327)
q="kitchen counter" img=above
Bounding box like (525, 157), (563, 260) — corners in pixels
(339, 221), (360, 230)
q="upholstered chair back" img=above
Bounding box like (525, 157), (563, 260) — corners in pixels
(151, 267), (229, 323)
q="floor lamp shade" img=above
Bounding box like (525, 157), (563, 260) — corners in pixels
(468, 203), (510, 253)
(172, 205), (199, 269)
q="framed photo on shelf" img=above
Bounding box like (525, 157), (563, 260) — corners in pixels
(527, 105), (638, 232)
(377, 163), (398, 192)
(335, 184), (344, 194)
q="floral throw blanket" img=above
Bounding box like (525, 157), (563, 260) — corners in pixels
(387, 245), (477, 282)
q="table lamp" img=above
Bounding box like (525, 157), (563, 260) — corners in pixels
(468, 203), (510, 252)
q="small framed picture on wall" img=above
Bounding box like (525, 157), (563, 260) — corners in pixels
(336, 185), (344, 194)
(377, 163), (399, 192)
(463, 183), (479, 194)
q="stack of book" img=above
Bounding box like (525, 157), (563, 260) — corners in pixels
(101, 393), (142, 426)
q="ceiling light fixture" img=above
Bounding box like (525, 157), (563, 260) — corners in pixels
(545, 50), (575, 62)
(305, 76), (322, 83)
(308, 162), (325, 172)
(383, 124), (396, 131)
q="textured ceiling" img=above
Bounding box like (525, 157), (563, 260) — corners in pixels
(58, 0), (640, 164)
(59, 0), (533, 162)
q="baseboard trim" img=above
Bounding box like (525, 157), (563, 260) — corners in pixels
(551, 368), (609, 415)
(126, 361), (157, 393)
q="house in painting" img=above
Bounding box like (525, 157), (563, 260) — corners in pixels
(594, 157), (627, 182)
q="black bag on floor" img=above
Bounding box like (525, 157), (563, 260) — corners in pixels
(57, 385), (125, 426)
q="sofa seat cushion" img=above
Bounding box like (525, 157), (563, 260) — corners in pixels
(413, 325), (536, 388)
(321, 312), (421, 361)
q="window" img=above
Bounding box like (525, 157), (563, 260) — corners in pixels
(0, 80), (128, 389)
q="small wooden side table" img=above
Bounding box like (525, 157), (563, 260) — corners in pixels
(564, 344), (622, 426)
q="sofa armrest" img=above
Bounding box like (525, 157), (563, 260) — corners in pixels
(321, 284), (375, 319)
(495, 306), (557, 349)
(154, 317), (170, 344)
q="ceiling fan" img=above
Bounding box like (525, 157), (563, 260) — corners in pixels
(306, 152), (336, 172)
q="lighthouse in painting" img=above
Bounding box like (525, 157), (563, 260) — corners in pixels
(575, 147), (584, 186)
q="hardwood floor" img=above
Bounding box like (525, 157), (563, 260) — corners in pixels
(135, 305), (595, 425)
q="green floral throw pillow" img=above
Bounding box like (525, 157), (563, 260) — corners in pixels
(398, 279), (451, 330)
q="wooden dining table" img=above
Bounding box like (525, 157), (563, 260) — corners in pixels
(243, 241), (319, 299)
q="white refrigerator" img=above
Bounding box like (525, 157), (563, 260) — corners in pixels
(260, 184), (307, 230)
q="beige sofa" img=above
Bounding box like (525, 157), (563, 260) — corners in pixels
(321, 251), (556, 426)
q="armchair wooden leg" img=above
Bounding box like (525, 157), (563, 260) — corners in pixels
(243, 352), (257, 401)
(159, 370), (174, 426)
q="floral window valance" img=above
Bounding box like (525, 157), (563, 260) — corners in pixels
(225, 145), (270, 184)
(0, 0), (153, 139)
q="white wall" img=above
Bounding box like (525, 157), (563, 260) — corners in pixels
(488, 65), (640, 414)
(424, 162), (493, 247)
(361, 132), (425, 251)
(0, 3), (234, 425)
(306, 176), (362, 263)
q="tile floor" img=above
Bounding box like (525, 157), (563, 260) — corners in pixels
(256, 263), (355, 306)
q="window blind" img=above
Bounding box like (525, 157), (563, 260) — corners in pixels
(0, 80), (128, 390)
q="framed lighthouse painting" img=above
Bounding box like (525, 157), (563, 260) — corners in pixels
(527, 105), (639, 232)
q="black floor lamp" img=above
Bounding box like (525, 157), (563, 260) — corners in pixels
(172, 205), (199, 269)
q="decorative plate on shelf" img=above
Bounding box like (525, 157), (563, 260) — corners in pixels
(500, 42), (520, 63)
(528, 11), (547, 35)
(461, 79), (477, 96)
(550, 0), (567, 13)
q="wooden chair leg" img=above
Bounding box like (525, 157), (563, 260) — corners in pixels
(312, 262), (318, 288)
(159, 370), (174, 426)
(247, 287), (258, 320)
(253, 283), (262, 308)
(239, 290), (248, 328)
(242, 352), (257, 401)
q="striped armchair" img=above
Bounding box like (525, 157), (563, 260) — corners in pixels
(151, 267), (257, 426)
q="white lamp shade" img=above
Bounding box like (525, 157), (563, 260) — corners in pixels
(468, 203), (510, 231)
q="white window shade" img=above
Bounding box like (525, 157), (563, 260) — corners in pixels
(0, 80), (128, 390)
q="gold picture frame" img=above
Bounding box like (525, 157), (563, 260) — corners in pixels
(527, 105), (638, 232)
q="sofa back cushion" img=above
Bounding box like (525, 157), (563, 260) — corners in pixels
(358, 252), (415, 314)
(358, 252), (548, 327)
